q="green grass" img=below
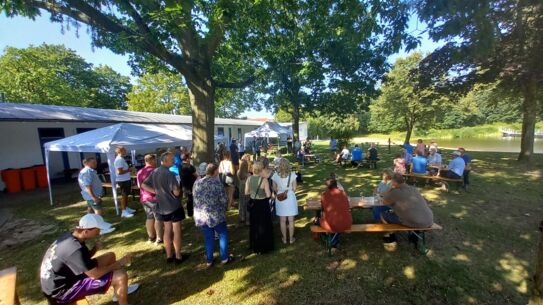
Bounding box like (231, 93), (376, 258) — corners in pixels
(1, 142), (542, 305)
(364, 122), (543, 141)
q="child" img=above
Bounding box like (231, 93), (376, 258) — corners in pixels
(393, 153), (406, 174)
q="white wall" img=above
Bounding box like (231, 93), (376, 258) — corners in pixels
(0, 121), (261, 191)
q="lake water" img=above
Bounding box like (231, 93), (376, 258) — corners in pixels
(356, 136), (543, 154)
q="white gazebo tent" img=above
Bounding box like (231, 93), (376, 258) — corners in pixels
(244, 121), (292, 147)
(43, 123), (192, 214)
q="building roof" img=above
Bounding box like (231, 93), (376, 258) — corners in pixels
(0, 102), (263, 126)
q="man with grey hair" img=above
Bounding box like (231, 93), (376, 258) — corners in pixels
(142, 152), (189, 264)
(78, 157), (104, 215)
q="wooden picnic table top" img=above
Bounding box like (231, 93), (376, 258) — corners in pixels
(0, 267), (19, 305)
(304, 196), (384, 210)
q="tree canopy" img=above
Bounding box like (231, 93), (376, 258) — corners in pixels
(0, 44), (131, 108)
(415, 0), (543, 162)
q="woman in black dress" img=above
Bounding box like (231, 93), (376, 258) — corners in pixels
(245, 160), (274, 253)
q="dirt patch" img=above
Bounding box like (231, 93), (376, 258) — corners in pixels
(0, 215), (56, 249)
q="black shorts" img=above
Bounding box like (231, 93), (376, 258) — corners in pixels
(117, 180), (132, 196)
(155, 208), (185, 222)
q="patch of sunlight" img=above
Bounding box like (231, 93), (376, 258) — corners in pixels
(463, 240), (484, 251)
(520, 233), (531, 241)
(279, 273), (301, 288)
(467, 296), (478, 304)
(403, 265), (416, 279)
(492, 282), (504, 291)
(360, 253), (370, 261)
(453, 254), (471, 262)
(498, 252), (529, 293)
(338, 259), (357, 271)
(451, 209), (468, 219)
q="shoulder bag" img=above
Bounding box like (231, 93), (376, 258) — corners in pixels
(276, 173), (291, 201)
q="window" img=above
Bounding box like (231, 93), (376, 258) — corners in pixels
(217, 127), (224, 137)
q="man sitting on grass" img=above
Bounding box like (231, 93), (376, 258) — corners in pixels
(40, 214), (138, 305)
(380, 174), (434, 245)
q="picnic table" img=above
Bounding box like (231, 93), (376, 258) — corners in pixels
(303, 154), (320, 164)
(304, 196), (383, 210)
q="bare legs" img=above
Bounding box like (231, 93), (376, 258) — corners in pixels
(94, 252), (129, 305)
(121, 194), (128, 211)
(145, 219), (162, 241)
(279, 216), (296, 244)
(163, 221), (182, 259)
(226, 185), (235, 209)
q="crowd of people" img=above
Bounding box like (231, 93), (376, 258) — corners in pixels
(333, 141), (380, 167)
(42, 138), (462, 304)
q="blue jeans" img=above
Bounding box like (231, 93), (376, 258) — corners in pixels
(372, 206), (392, 222)
(201, 222), (229, 263)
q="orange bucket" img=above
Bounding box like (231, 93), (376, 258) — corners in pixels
(1, 169), (22, 193)
(34, 165), (49, 188)
(21, 167), (37, 191)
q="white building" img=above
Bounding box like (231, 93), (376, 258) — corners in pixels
(0, 102), (263, 190)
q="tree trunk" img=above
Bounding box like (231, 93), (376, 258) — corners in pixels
(186, 75), (215, 165)
(292, 102), (301, 141)
(518, 79), (538, 163)
(528, 221), (543, 305)
(404, 124), (413, 144)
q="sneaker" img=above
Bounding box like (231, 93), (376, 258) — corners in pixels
(121, 210), (134, 218)
(147, 237), (156, 244)
(125, 207), (136, 214)
(154, 239), (163, 246)
(112, 283), (140, 302)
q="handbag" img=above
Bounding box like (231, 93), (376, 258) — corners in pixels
(276, 173), (291, 201)
(247, 177), (264, 211)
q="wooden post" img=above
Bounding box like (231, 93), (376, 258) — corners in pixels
(0, 267), (21, 305)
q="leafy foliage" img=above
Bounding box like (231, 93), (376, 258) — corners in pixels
(0, 44), (131, 108)
(127, 72), (190, 114)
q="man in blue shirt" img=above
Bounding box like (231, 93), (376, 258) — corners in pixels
(403, 142), (414, 155)
(350, 145), (363, 167)
(411, 152), (428, 174)
(440, 151), (465, 179)
(459, 147), (472, 188)
(78, 157), (104, 215)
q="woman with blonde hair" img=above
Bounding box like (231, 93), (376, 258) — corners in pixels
(237, 154), (251, 225)
(245, 160), (274, 253)
(219, 151), (235, 209)
(271, 158), (298, 244)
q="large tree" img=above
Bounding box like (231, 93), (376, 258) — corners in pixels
(1, 1), (267, 163)
(369, 53), (448, 143)
(254, 0), (417, 140)
(415, 0), (543, 163)
(0, 44), (130, 108)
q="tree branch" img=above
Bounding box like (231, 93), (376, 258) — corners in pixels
(213, 75), (256, 89)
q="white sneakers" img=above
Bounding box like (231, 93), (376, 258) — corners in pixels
(112, 283), (140, 302)
(125, 207), (136, 214)
(121, 210), (134, 218)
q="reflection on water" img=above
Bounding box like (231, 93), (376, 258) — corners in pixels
(428, 137), (543, 154)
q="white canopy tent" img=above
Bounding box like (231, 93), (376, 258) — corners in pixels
(43, 123), (192, 214)
(244, 121), (292, 147)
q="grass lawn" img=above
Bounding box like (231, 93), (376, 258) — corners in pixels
(1, 141), (542, 305)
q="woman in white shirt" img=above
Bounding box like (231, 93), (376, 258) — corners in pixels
(271, 158), (298, 244)
(219, 151), (235, 209)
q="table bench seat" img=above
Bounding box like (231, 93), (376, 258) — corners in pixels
(402, 173), (463, 191)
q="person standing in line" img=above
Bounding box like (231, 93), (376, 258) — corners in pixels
(219, 151), (236, 209)
(271, 158), (298, 244)
(245, 161), (274, 254)
(78, 157), (104, 216)
(237, 154), (251, 225)
(287, 136), (293, 154)
(114, 146), (135, 218)
(179, 153), (197, 217)
(141, 152), (189, 264)
(193, 164), (234, 267)
(136, 154), (163, 244)
(230, 139), (240, 175)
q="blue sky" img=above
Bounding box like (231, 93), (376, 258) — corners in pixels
(0, 13), (441, 119)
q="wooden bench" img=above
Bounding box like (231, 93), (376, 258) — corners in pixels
(402, 173), (463, 191)
(0, 267), (21, 305)
(102, 182), (140, 201)
(311, 223), (442, 255)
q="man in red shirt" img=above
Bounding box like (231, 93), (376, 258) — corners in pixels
(136, 154), (163, 244)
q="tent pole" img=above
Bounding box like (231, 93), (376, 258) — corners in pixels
(107, 153), (120, 215)
(45, 149), (53, 206)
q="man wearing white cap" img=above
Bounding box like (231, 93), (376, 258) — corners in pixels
(40, 214), (139, 305)
(440, 151), (465, 180)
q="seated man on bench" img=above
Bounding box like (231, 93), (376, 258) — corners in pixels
(336, 146), (350, 166)
(439, 151), (465, 180)
(41, 214), (139, 305)
(314, 178), (352, 253)
(380, 173), (434, 246)
(350, 145), (363, 167)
